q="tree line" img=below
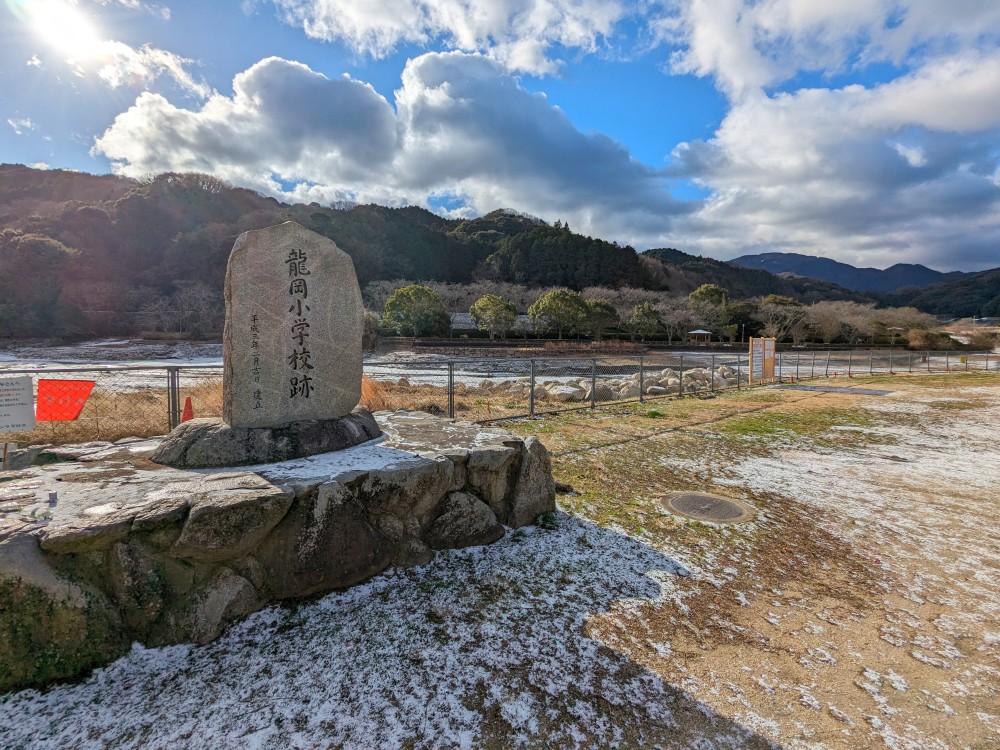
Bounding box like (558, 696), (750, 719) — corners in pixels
(2, 164), (994, 341)
(377, 282), (991, 349)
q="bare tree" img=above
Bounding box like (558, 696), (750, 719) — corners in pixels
(805, 302), (845, 344)
(755, 301), (806, 341)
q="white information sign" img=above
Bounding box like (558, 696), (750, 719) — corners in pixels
(0, 376), (36, 433)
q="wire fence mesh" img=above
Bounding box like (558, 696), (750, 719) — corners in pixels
(1, 349), (996, 446)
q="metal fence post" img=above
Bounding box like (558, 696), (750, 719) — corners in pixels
(678, 355), (684, 394)
(826, 350), (831, 377)
(869, 349), (874, 375)
(167, 367), (180, 429)
(795, 351), (800, 381)
(590, 358), (597, 409)
(447, 362), (455, 419)
(945, 351), (950, 372)
(639, 356), (644, 403)
(926, 351), (931, 372)
(529, 359), (536, 416)
(711, 354), (716, 393)
(811, 351), (817, 379)
(736, 354), (742, 390)
(908, 352), (913, 373)
(776, 351), (782, 383)
(888, 349), (893, 374)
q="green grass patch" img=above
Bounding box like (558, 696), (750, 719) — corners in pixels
(717, 408), (886, 447)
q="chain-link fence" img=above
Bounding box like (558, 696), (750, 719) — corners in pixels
(1, 349), (996, 446)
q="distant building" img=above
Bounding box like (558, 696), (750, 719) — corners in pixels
(449, 312), (532, 337)
(687, 329), (713, 344)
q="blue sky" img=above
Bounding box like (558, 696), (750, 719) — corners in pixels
(2, 0), (999, 272)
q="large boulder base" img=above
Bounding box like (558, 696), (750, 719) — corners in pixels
(0, 411), (555, 693)
(150, 407), (382, 468)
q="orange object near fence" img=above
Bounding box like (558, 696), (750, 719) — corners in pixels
(36, 379), (96, 421)
(181, 396), (195, 422)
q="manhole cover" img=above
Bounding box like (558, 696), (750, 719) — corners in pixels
(660, 492), (756, 524)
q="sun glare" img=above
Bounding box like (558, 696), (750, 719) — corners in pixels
(23, 0), (105, 61)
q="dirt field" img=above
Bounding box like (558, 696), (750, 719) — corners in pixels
(1, 371), (998, 749)
(515, 372), (1000, 749)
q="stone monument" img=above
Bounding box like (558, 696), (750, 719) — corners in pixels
(152, 222), (382, 467)
(223, 221), (362, 427)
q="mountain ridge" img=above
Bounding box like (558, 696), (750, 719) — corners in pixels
(729, 251), (970, 292)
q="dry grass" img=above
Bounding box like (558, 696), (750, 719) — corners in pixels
(500, 371), (1000, 749)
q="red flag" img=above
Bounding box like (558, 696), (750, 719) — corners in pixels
(36, 379), (96, 421)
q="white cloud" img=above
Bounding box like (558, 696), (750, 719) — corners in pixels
(7, 117), (38, 136)
(93, 0), (172, 18)
(90, 0), (1000, 272)
(270, 0), (626, 74)
(657, 0), (1000, 99)
(26, 54), (42, 67)
(94, 53), (681, 240)
(96, 42), (212, 98)
(667, 50), (1000, 269)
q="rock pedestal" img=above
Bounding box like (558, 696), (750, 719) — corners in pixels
(0, 411), (556, 693)
(150, 407), (382, 468)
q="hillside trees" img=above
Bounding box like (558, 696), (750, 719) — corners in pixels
(381, 284), (450, 338)
(584, 299), (620, 341)
(528, 289), (589, 339)
(0, 230), (76, 337)
(754, 295), (806, 342)
(483, 226), (655, 290)
(627, 302), (662, 342)
(688, 284), (731, 330)
(470, 294), (518, 340)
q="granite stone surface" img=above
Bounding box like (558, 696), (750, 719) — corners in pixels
(223, 221), (364, 428)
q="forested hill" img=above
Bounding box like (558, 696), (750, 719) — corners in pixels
(643, 248), (868, 303)
(730, 251), (970, 292)
(0, 163), (871, 338)
(880, 268), (1000, 317)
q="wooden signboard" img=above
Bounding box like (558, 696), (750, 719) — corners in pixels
(749, 337), (777, 384)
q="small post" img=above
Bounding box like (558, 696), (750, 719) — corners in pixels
(826, 350), (831, 377)
(927, 351), (931, 372)
(945, 351), (950, 372)
(639, 356), (645, 403)
(167, 367), (181, 429)
(986, 351), (991, 372)
(847, 350), (853, 377)
(678, 355), (684, 394)
(888, 349), (893, 374)
(795, 351), (800, 381)
(869, 349), (874, 375)
(811, 351), (817, 380)
(736, 354), (742, 390)
(447, 362), (455, 419)
(529, 359), (536, 416)
(590, 359), (597, 409)
(776, 351), (782, 383)
(711, 354), (716, 393)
